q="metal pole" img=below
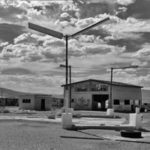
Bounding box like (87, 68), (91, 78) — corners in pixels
(65, 35), (68, 89)
(108, 65), (138, 109)
(69, 66), (71, 108)
(60, 64), (72, 108)
(109, 68), (113, 108)
(65, 35), (69, 108)
(28, 18), (109, 110)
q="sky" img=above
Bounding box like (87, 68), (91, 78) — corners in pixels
(0, 0), (150, 94)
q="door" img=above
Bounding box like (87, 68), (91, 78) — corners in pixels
(41, 99), (45, 110)
(92, 94), (109, 111)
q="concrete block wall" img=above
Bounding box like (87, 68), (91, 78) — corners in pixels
(19, 95), (35, 110)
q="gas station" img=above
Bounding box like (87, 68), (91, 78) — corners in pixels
(28, 17), (144, 138)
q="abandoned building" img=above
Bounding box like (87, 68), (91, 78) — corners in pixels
(19, 94), (64, 111)
(62, 79), (143, 112)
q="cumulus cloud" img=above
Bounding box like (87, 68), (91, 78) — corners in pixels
(0, 73), (64, 94)
(0, 5), (27, 23)
(0, 0), (75, 25)
(0, 37), (64, 62)
(0, 43), (36, 60)
(14, 33), (35, 44)
(112, 69), (139, 85)
(134, 43), (150, 58)
(0, 41), (9, 52)
(0, 41), (9, 47)
(104, 17), (150, 33)
(117, 0), (136, 6)
(14, 33), (64, 47)
(43, 39), (64, 47)
(0, 0), (150, 92)
(138, 74), (150, 88)
(105, 32), (142, 41)
(0, 28), (126, 66)
(60, 12), (70, 19)
(73, 0), (136, 19)
(101, 16), (150, 52)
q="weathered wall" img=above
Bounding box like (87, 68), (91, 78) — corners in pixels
(69, 81), (109, 110)
(64, 80), (142, 111)
(34, 95), (52, 111)
(112, 86), (142, 111)
(71, 92), (92, 110)
(19, 94), (52, 111)
(19, 95), (35, 110)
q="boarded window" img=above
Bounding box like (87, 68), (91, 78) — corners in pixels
(76, 87), (87, 91)
(114, 99), (120, 105)
(100, 84), (108, 91)
(91, 83), (108, 91)
(22, 99), (31, 103)
(75, 83), (89, 92)
(124, 99), (130, 105)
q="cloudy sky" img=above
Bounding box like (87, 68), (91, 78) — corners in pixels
(0, 0), (150, 94)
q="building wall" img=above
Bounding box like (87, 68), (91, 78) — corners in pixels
(52, 98), (64, 108)
(112, 85), (142, 100)
(19, 94), (52, 111)
(64, 80), (142, 111)
(70, 81), (91, 110)
(71, 92), (109, 110)
(112, 86), (142, 111)
(71, 92), (92, 110)
(19, 95), (35, 110)
(34, 95), (52, 111)
(69, 81), (109, 110)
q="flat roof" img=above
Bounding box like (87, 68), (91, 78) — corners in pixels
(62, 79), (143, 88)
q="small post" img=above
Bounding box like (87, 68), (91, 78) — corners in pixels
(60, 64), (72, 111)
(69, 66), (71, 108)
(108, 67), (113, 109)
(107, 68), (114, 116)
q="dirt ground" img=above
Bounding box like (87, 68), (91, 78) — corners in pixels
(0, 107), (150, 150)
(0, 120), (149, 150)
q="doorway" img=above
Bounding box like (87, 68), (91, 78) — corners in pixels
(92, 94), (109, 111)
(41, 99), (45, 110)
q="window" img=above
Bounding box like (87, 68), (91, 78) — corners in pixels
(76, 87), (87, 92)
(22, 99), (31, 103)
(91, 84), (108, 91)
(114, 99), (120, 105)
(100, 85), (108, 91)
(124, 99), (130, 105)
(75, 82), (89, 92)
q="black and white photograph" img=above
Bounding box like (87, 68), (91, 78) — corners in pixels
(0, 0), (150, 149)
